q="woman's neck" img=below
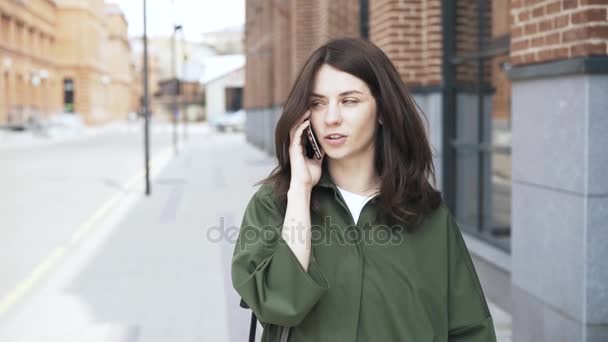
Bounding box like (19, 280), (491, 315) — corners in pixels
(328, 158), (380, 197)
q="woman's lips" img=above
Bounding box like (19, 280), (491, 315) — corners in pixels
(324, 136), (347, 146)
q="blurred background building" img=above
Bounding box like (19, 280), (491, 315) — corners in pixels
(0, 0), (245, 129)
(243, 1), (608, 341)
(129, 24), (244, 123)
(200, 54), (244, 124)
(0, 0), (139, 126)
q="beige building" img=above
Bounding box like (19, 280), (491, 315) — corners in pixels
(0, 0), (138, 126)
(0, 0), (58, 126)
(131, 49), (161, 117)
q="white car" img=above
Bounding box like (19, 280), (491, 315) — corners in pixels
(213, 109), (246, 132)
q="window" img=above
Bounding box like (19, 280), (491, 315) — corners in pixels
(63, 78), (74, 113)
(225, 87), (243, 112)
(443, 0), (512, 252)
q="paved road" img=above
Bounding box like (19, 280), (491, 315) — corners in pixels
(0, 122), (176, 308)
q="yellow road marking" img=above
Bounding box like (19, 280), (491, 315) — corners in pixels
(0, 247), (66, 315)
(69, 146), (173, 244)
(0, 145), (174, 317)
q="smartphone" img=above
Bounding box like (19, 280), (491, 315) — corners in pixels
(304, 124), (323, 160)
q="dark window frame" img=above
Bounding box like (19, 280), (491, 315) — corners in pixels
(441, 0), (512, 253)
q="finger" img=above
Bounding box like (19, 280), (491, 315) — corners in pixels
(294, 111), (311, 134)
(290, 119), (310, 152)
(298, 109), (310, 121)
(301, 109), (311, 122)
(294, 119), (310, 146)
(295, 118), (310, 139)
(290, 110), (311, 141)
(290, 115), (310, 144)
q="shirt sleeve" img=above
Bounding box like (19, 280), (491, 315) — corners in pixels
(231, 188), (330, 327)
(446, 209), (498, 342)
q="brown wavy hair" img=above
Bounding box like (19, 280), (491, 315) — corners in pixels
(254, 37), (442, 232)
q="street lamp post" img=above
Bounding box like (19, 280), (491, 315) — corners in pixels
(172, 24), (182, 155)
(179, 28), (188, 142)
(143, 0), (151, 195)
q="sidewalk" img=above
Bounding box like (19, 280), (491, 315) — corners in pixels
(489, 301), (512, 342)
(0, 117), (203, 150)
(0, 118), (120, 149)
(0, 128), (511, 341)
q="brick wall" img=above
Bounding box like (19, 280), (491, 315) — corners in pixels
(369, 0), (443, 87)
(454, 0), (493, 85)
(244, 0), (274, 109)
(244, 0), (606, 112)
(273, 0), (292, 106)
(290, 0), (317, 78)
(244, 0), (360, 109)
(318, 0), (361, 45)
(510, 0), (608, 65)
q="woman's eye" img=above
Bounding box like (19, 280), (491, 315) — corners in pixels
(343, 99), (359, 105)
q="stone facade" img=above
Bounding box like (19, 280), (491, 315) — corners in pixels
(0, 0), (138, 126)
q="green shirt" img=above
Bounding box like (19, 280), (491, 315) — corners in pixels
(231, 167), (497, 342)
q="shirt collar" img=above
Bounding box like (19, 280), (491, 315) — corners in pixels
(315, 160), (381, 224)
(315, 160), (335, 189)
(315, 161), (381, 200)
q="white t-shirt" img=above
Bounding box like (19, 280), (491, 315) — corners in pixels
(336, 185), (379, 224)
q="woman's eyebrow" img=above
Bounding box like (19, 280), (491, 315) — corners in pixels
(310, 90), (364, 98)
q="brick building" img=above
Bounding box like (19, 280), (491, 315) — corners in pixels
(243, 0), (608, 340)
(0, 0), (139, 126)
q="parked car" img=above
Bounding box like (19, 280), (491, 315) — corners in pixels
(213, 109), (246, 132)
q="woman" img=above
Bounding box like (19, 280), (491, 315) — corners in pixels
(231, 37), (497, 342)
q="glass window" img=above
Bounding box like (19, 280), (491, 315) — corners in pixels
(446, 0), (511, 252)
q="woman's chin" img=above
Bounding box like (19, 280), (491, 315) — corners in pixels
(323, 149), (350, 160)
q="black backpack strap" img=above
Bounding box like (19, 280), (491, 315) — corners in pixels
(248, 311), (257, 342)
(240, 298), (257, 342)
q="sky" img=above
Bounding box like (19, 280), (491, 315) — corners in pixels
(114, 0), (245, 41)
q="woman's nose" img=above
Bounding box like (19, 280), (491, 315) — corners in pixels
(324, 102), (342, 125)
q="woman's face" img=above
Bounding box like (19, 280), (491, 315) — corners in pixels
(309, 64), (379, 161)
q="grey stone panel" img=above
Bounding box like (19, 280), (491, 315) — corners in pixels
(511, 181), (584, 321)
(511, 75), (608, 196)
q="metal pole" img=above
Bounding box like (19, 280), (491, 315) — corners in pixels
(180, 29), (188, 142)
(359, 0), (369, 39)
(441, 0), (456, 210)
(143, 0), (151, 195)
(476, 0), (486, 233)
(171, 27), (178, 155)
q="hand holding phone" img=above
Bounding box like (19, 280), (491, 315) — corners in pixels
(288, 112), (324, 189)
